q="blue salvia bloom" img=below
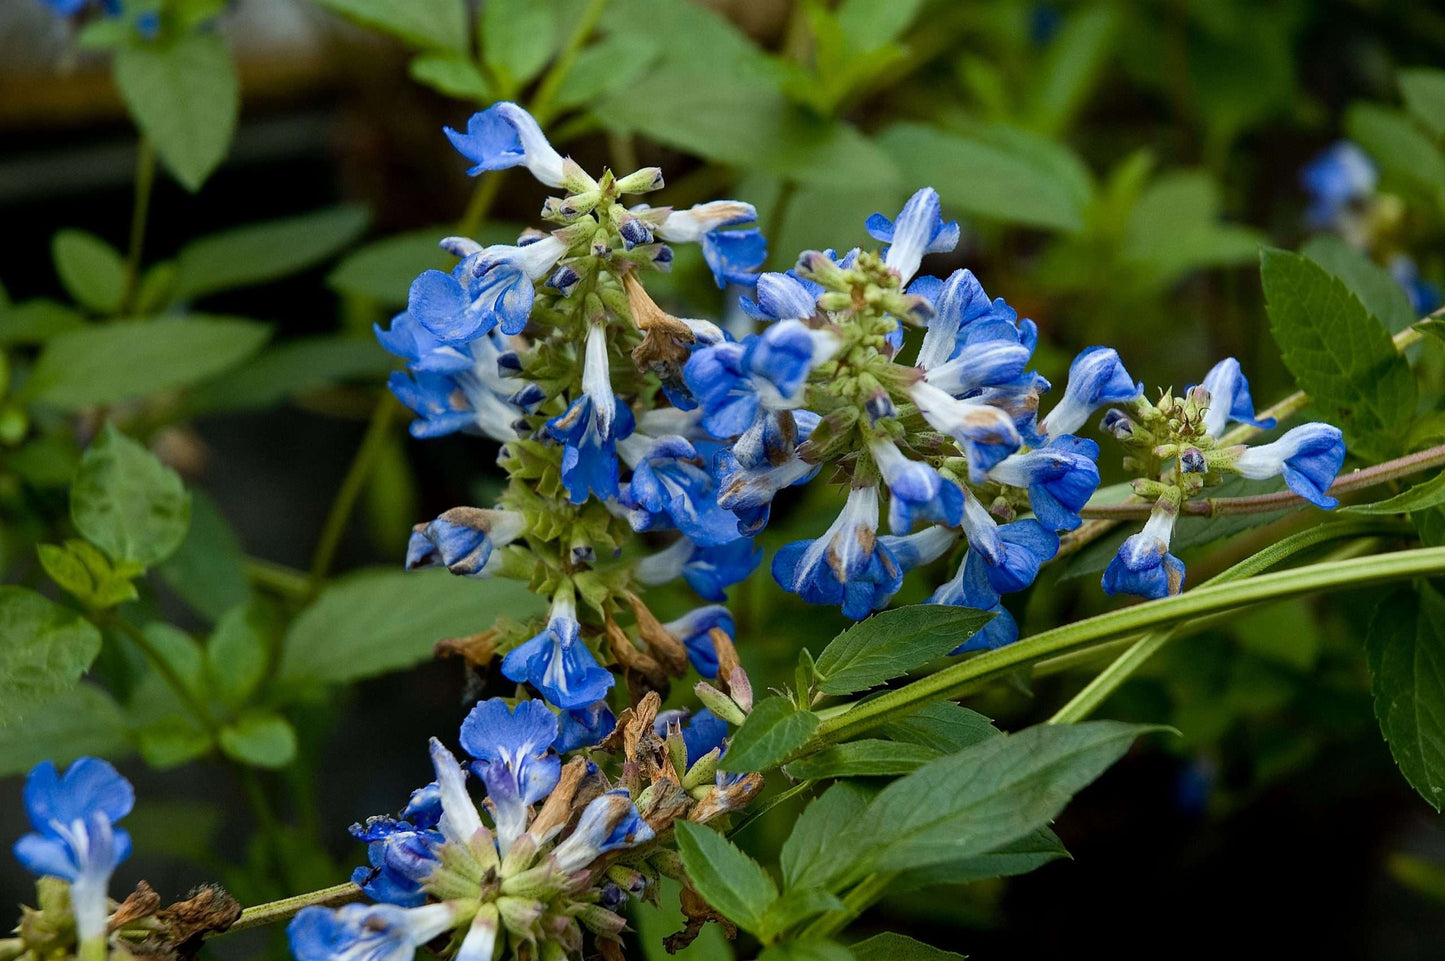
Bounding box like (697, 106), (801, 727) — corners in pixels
(549, 791), (655, 874)
(712, 410), (821, 535)
(1233, 423), (1346, 509)
(1039, 347), (1143, 437)
(633, 536), (763, 602)
(661, 605), (735, 677)
(1195, 358), (1275, 438)
(1389, 254), (1444, 316)
(546, 324), (637, 503)
(986, 435), (1102, 532)
(772, 486), (908, 619)
(459, 699), (563, 854)
(675, 709), (729, 766)
(552, 701), (617, 754)
(739, 271), (820, 322)
(866, 187), (961, 284)
(869, 436), (965, 532)
(13, 758), (134, 943)
(957, 492), (1059, 604)
(444, 101), (569, 187)
(683, 320), (837, 438)
(407, 236), (565, 343)
(618, 435), (742, 547)
(913, 268), (1022, 371)
(922, 320), (1037, 397)
(406, 508), (527, 577)
(1299, 140), (1376, 231)
(501, 595), (615, 710)
(1102, 500), (1185, 599)
(653, 201), (767, 288)
(907, 380), (1023, 481)
(382, 324), (541, 442)
(930, 557), (1020, 653)
(348, 814), (442, 908)
(289, 902), (459, 961)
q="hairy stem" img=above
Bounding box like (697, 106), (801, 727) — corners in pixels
(792, 546), (1445, 755)
(223, 883), (364, 935)
(118, 139), (156, 316)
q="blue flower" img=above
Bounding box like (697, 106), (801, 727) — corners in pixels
(684, 538), (764, 600)
(661, 605), (735, 678)
(289, 902), (459, 961)
(406, 508), (527, 577)
(986, 435), (1101, 531)
(14, 758), (134, 942)
(922, 319), (1036, 397)
(740, 272), (820, 322)
(1390, 254), (1443, 316)
(773, 486), (905, 619)
(444, 102), (568, 187)
(958, 493), (1059, 604)
(684, 320), (835, 438)
(931, 555), (1021, 653)
(913, 269), (1020, 371)
(383, 326), (542, 442)
(1195, 358), (1275, 438)
(618, 435), (741, 546)
(653, 201), (767, 288)
(546, 324), (636, 503)
(908, 380), (1023, 481)
(680, 709), (729, 765)
(879, 525), (958, 577)
(867, 187), (960, 284)
(407, 237), (565, 343)
(1234, 423), (1346, 509)
(550, 791), (655, 873)
(1300, 141), (1376, 230)
(348, 815), (442, 908)
(1040, 347), (1142, 437)
(553, 701), (617, 754)
(459, 699), (562, 853)
(869, 436), (964, 532)
(1102, 500), (1185, 599)
(501, 596), (615, 710)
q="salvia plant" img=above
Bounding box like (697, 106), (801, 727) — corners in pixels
(8, 0), (1445, 958)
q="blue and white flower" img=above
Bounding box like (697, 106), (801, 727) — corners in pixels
(772, 486), (906, 619)
(1195, 358), (1275, 439)
(684, 320), (837, 439)
(986, 435), (1102, 532)
(1300, 140), (1376, 233)
(1039, 347), (1143, 437)
(869, 435), (964, 532)
(930, 558), (1020, 653)
(957, 492), (1059, 604)
(382, 323), (542, 441)
(459, 699), (563, 854)
(549, 791), (655, 874)
(907, 380), (1023, 481)
(660, 605), (735, 678)
(1233, 423), (1346, 509)
(289, 902), (460, 961)
(546, 324), (637, 503)
(444, 102), (570, 187)
(634, 536), (763, 602)
(1102, 499), (1185, 599)
(653, 201), (767, 288)
(618, 435), (741, 546)
(349, 812), (443, 908)
(406, 508), (527, 577)
(407, 235), (565, 343)
(501, 595), (615, 710)
(913, 268), (1021, 371)
(1390, 254), (1443, 316)
(866, 188), (961, 284)
(739, 271), (820, 323)
(553, 701), (617, 754)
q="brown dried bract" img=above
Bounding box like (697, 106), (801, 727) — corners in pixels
(665, 884), (737, 953)
(434, 629), (499, 669)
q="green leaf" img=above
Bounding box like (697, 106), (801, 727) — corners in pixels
(156, 490), (249, 622)
(835, 0), (926, 51)
(781, 781), (875, 890)
(1400, 68), (1445, 139)
(37, 543), (97, 601)
(1260, 247), (1417, 459)
(551, 33), (660, 113)
(757, 888), (846, 941)
(673, 821), (777, 933)
(219, 712), (297, 768)
(207, 605), (269, 709)
(141, 622), (207, 697)
(1026, 5), (1118, 137)
(717, 697), (820, 773)
(312, 0), (467, 53)
(0, 300), (86, 345)
(114, 33), (239, 192)
(136, 716), (211, 768)
(782, 739), (941, 780)
(25, 316), (272, 409)
(1345, 103), (1445, 207)
(52, 230), (125, 314)
(876, 701), (999, 753)
(838, 722), (1163, 879)
(1301, 235), (1418, 333)
(0, 684), (129, 776)
(1344, 472), (1445, 515)
(875, 122), (1087, 232)
(895, 827), (1068, 890)
(328, 229), (458, 305)
(409, 53), (492, 101)
(277, 568), (545, 685)
(756, 941), (852, 961)
(814, 605), (994, 695)
(174, 206), (371, 300)
(71, 424), (191, 567)
(849, 933), (965, 961)
(1366, 586), (1445, 811)
(0, 586), (104, 725)
(481, 0), (556, 91)
(1122, 172), (1264, 286)
(188, 337), (394, 413)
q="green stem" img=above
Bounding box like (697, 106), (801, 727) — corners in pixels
(456, 173), (507, 244)
(236, 764), (295, 890)
(529, 0), (610, 126)
(307, 395), (399, 597)
(118, 139), (156, 316)
(764, 179), (798, 264)
(223, 883), (364, 935)
(104, 613), (213, 730)
(799, 871), (896, 941)
(244, 556), (313, 601)
(1046, 519), (1394, 724)
(1078, 442), (1445, 520)
(794, 546), (1445, 755)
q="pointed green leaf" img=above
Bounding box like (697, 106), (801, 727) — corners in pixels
(1366, 586), (1445, 811)
(782, 739), (941, 780)
(0, 587), (104, 725)
(0, 684), (129, 776)
(1344, 471), (1445, 515)
(673, 821), (777, 933)
(312, 0), (467, 53)
(757, 888), (846, 941)
(52, 230), (125, 314)
(156, 491), (250, 622)
(876, 701), (999, 752)
(480, 0), (556, 91)
(1400, 68), (1445, 139)
(895, 827), (1068, 890)
(409, 53), (492, 101)
(71, 424), (191, 567)
(1301, 235), (1417, 334)
(208, 605), (269, 709)
(756, 941), (852, 961)
(219, 712), (297, 768)
(815, 605), (994, 695)
(174, 206), (371, 300)
(781, 782), (874, 890)
(718, 697), (820, 773)
(0, 300), (86, 345)
(849, 932), (965, 961)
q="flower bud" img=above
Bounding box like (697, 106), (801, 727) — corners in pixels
(615, 167), (665, 194)
(575, 903), (628, 938)
(693, 681), (747, 726)
(1180, 447), (1206, 473)
(496, 896), (545, 940)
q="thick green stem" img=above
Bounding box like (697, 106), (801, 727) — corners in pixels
(306, 395), (399, 596)
(224, 883), (364, 935)
(244, 556), (312, 601)
(793, 546), (1445, 755)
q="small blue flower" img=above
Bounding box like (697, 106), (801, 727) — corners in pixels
(1040, 347), (1142, 437)
(444, 102), (568, 187)
(546, 324), (636, 502)
(1390, 254), (1443, 316)
(1195, 358), (1275, 438)
(550, 791), (655, 873)
(702, 229), (768, 288)
(878, 525), (958, 575)
(501, 597), (615, 710)
(634, 536), (763, 601)
(407, 237), (564, 343)
(773, 487), (905, 619)
(348, 816), (442, 908)
(553, 701), (617, 754)
(869, 436), (964, 532)
(459, 699), (562, 853)
(958, 491), (1058, 604)
(908, 380), (1023, 481)
(1234, 423), (1346, 509)
(931, 560), (1020, 654)
(14, 758), (134, 942)
(922, 320), (1035, 397)
(684, 321), (834, 438)
(913, 269), (1020, 371)
(406, 508), (527, 577)
(619, 436), (741, 546)
(383, 326), (541, 442)
(661, 605), (735, 677)
(740, 272), (820, 322)
(1300, 141), (1376, 230)
(867, 187), (960, 284)
(679, 709), (729, 765)
(289, 902), (459, 961)
(986, 435), (1102, 531)
(1102, 501), (1185, 599)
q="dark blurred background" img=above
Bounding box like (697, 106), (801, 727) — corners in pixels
(2, 0), (1445, 958)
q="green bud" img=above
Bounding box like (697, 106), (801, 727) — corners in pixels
(615, 167), (664, 194)
(693, 681), (746, 726)
(681, 747), (720, 791)
(666, 729), (688, 777)
(574, 903), (627, 937)
(496, 896), (545, 939)
(500, 863), (564, 899)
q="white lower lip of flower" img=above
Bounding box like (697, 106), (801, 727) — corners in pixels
(404, 902), (463, 946)
(1234, 436), (1300, 479)
(656, 201), (757, 242)
(793, 486), (878, 586)
(583, 324), (616, 436)
(430, 739), (485, 847)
